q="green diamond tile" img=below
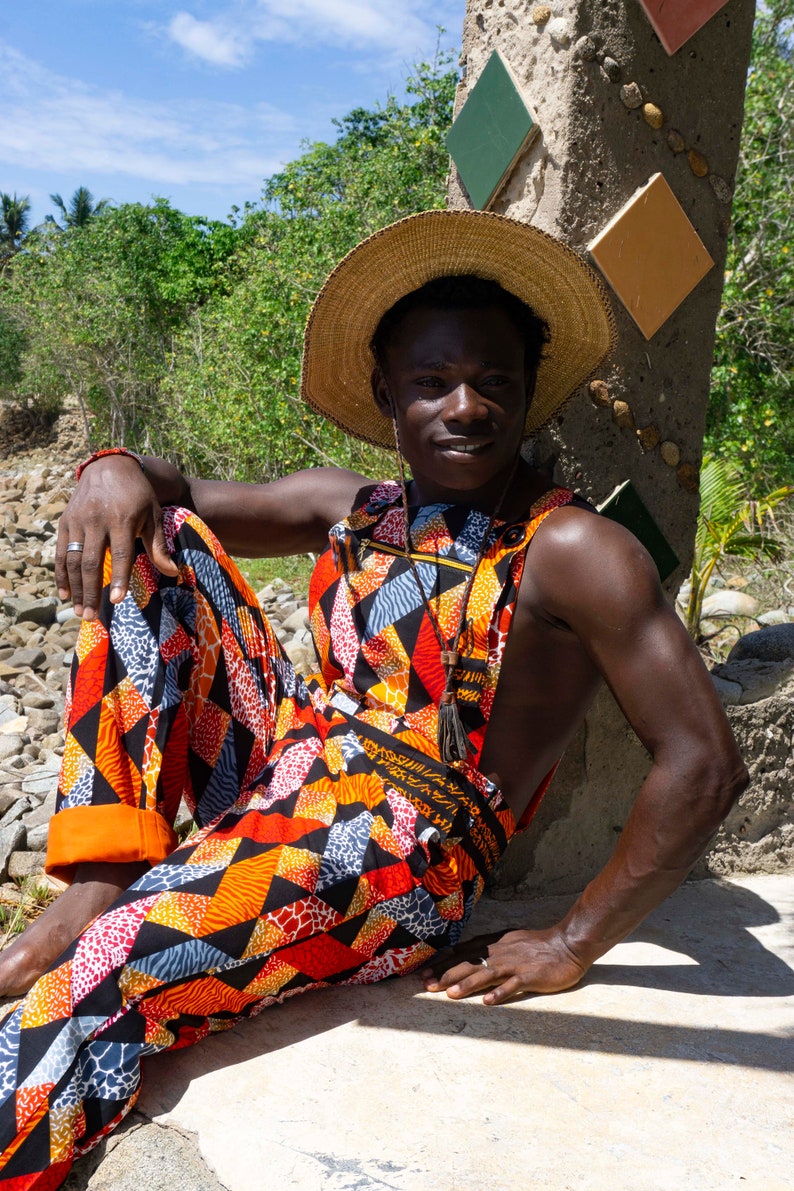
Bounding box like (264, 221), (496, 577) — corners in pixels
(446, 51), (539, 211)
(597, 480), (680, 581)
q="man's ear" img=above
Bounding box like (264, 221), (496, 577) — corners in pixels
(371, 366), (393, 418)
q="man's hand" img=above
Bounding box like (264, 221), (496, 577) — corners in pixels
(420, 926), (588, 1005)
(56, 456), (178, 619)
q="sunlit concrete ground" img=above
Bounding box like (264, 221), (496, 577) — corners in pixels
(67, 874), (794, 1191)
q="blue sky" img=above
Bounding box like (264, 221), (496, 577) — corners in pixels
(1, 0), (464, 227)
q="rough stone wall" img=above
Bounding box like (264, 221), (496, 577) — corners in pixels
(449, 0), (757, 893)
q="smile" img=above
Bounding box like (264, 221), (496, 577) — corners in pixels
(437, 441), (491, 455)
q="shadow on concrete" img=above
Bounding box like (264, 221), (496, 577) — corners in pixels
(583, 877), (794, 998)
(138, 876), (794, 1124)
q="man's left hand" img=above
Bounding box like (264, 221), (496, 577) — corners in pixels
(420, 927), (588, 1004)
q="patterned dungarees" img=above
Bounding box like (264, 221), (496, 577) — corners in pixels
(0, 481), (573, 1188)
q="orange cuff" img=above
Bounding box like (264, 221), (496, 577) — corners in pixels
(46, 804), (179, 885)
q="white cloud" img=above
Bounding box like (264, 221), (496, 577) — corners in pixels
(168, 12), (250, 68)
(0, 40), (296, 187)
(166, 0), (458, 68)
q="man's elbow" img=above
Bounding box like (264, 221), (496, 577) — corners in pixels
(690, 742), (749, 826)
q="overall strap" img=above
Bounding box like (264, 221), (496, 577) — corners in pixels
(464, 486), (575, 774)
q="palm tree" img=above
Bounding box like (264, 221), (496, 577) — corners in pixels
(0, 192), (31, 256)
(682, 456), (794, 640)
(48, 186), (110, 229)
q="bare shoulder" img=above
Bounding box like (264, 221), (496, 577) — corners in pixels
(521, 501), (667, 631)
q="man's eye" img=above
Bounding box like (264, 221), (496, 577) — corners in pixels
(482, 375), (508, 386)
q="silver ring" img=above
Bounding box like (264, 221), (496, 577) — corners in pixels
(479, 956), (489, 968)
(66, 542), (85, 553)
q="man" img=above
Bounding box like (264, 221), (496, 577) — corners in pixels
(0, 210), (746, 1185)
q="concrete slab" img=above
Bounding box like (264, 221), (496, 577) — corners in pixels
(75, 876), (793, 1190)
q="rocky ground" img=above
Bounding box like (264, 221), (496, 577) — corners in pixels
(0, 403), (316, 941)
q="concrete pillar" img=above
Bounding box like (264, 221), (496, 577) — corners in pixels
(448, 0), (756, 894)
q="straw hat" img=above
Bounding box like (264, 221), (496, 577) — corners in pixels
(301, 208), (615, 449)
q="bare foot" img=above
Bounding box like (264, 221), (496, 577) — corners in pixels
(0, 861), (148, 997)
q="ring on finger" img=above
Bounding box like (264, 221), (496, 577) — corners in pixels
(479, 956), (489, 969)
(66, 542), (85, 553)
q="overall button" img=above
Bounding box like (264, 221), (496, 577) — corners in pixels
(502, 525), (526, 546)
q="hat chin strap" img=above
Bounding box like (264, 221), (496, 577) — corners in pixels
(384, 387), (521, 766)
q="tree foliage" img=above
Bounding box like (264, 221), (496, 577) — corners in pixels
(0, 51), (457, 479)
(0, 193), (31, 262)
(707, 2), (794, 483)
(162, 49), (457, 480)
(47, 187), (111, 230)
(683, 455), (794, 639)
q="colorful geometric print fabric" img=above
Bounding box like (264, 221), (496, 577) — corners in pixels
(311, 480), (575, 777)
(0, 485), (573, 1189)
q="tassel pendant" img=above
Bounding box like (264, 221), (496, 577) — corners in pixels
(438, 690), (475, 764)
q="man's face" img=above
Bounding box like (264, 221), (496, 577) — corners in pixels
(372, 304), (532, 505)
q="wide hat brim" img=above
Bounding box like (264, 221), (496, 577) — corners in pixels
(301, 209), (616, 450)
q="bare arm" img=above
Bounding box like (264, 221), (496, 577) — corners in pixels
(424, 511), (748, 1002)
(55, 453), (372, 620)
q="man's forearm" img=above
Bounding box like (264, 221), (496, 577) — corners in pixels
(556, 755), (748, 967)
(141, 455), (194, 509)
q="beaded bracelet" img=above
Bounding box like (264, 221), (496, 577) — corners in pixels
(75, 447), (146, 482)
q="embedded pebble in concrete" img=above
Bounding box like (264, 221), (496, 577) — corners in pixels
(546, 17), (571, 46)
(637, 425), (661, 451)
(709, 174), (732, 203)
(677, 462), (700, 493)
(0, 403), (318, 906)
(642, 102), (664, 130)
(620, 82), (643, 109)
(660, 440), (681, 467)
(575, 35), (596, 61)
(531, 5), (551, 25)
(611, 400), (635, 429)
(588, 379), (611, 407)
(601, 56), (621, 83)
(667, 128), (686, 153)
(688, 148), (709, 177)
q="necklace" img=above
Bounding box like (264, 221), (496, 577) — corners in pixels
(391, 417), (519, 765)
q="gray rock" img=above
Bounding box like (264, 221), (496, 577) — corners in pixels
(7, 851), (45, 880)
(0, 794), (38, 829)
(728, 624), (794, 664)
(26, 708), (61, 736)
(62, 1115), (227, 1191)
(21, 771), (58, 798)
(757, 609), (790, 627)
(712, 657), (794, 705)
(0, 788), (23, 815)
(25, 822), (49, 851)
(601, 56), (621, 82)
(1, 596), (59, 626)
(0, 822), (26, 882)
(23, 788), (58, 829)
(0, 735), (24, 762)
(711, 675), (741, 705)
(8, 647), (47, 671)
(56, 605), (76, 624)
(20, 691), (55, 710)
(281, 608), (311, 634)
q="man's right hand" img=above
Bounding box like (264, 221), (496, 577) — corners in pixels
(55, 455), (178, 619)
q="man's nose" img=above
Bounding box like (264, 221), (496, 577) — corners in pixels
(444, 383), (488, 423)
